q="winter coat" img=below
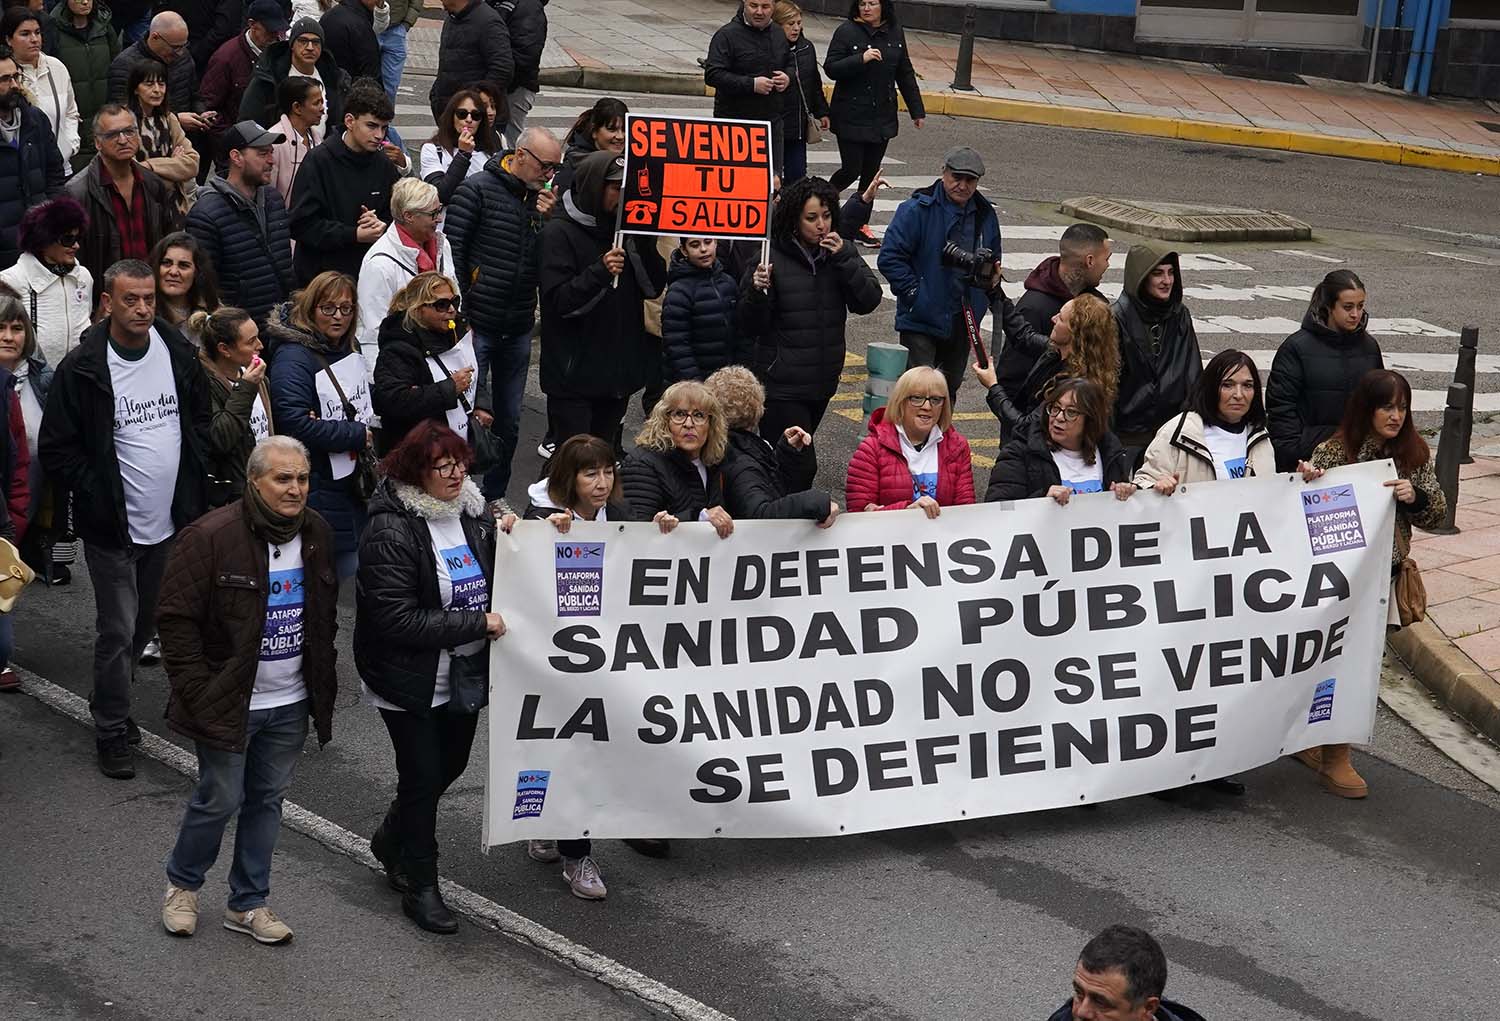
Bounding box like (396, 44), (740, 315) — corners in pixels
(36, 317), (211, 549)
(737, 233), (882, 403)
(370, 311), (491, 446)
(823, 18), (923, 144)
(63, 158), (179, 300)
(287, 127), (402, 284)
(1266, 309), (1384, 472)
(265, 309), (370, 553)
(0, 366), (30, 542)
(157, 500), (339, 752)
(0, 251), (93, 365)
(0, 103), (67, 269)
(202, 361), (274, 508)
(239, 42), (348, 138)
(660, 251), (740, 384)
(986, 427), (1132, 503)
(1006, 256), (1078, 392)
(1047, 998), (1207, 1021)
(430, 0), (513, 120)
(321, 0), (384, 82)
(878, 180), (999, 338)
(444, 152), (546, 339)
(157, 0), (245, 71)
(493, 0), (548, 94)
(720, 427), (831, 521)
(186, 174), (296, 323)
(11, 355), (50, 521)
(704, 6), (791, 123)
(620, 445), (728, 522)
(846, 406), (974, 510)
(984, 344), (1061, 441)
(781, 35), (829, 142)
(108, 39), (201, 114)
(355, 221), (458, 354)
(269, 114), (324, 206)
(1112, 243), (1201, 437)
(19, 54), (80, 164)
(46, 4), (118, 168)
(136, 112), (199, 201)
(1311, 434), (1445, 566)
(200, 33), (260, 157)
(538, 154), (667, 398)
(420, 142), (490, 208)
(1133, 412), (1275, 489)
(550, 126), (595, 196)
(353, 477), (495, 713)
(521, 476), (626, 521)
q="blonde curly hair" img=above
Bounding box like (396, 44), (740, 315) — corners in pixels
(635, 381), (729, 465)
(1055, 293), (1120, 410)
(704, 365), (764, 432)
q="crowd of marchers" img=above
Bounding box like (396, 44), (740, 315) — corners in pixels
(0, 0), (1444, 991)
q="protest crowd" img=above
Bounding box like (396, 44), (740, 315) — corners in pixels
(0, 0), (1445, 1015)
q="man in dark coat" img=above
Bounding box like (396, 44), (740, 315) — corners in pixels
(199, 1), (290, 166)
(1045, 925), (1206, 1021)
(157, 435), (339, 945)
(704, 0), (789, 168)
(0, 51), (67, 270)
(493, 0), (547, 143)
(238, 19), (348, 138)
(157, 0), (246, 71)
(37, 259), (212, 780)
(320, 0), (386, 84)
(430, 0), (513, 121)
(1111, 241), (1201, 448)
(106, 12), (208, 132)
(1006, 222), (1111, 394)
(185, 121), (295, 323)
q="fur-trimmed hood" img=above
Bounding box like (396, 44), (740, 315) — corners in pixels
(389, 477), (485, 520)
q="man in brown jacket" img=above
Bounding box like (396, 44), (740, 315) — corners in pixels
(155, 435), (339, 945)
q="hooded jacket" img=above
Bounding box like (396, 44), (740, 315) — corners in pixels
(185, 174), (296, 322)
(1112, 242), (1201, 437)
(538, 150), (666, 398)
(824, 18), (924, 144)
(107, 38), (201, 115)
(287, 127), (403, 285)
(986, 426), (1133, 503)
(878, 180), (1000, 338)
(443, 151), (546, 338)
(620, 445), (728, 522)
(521, 476), (626, 521)
(720, 427), (831, 522)
(239, 42), (348, 138)
(0, 102), (67, 269)
(430, 0), (513, 120)
(705, 5), (792, 123)
(47, 3), (118, 167)
(1266, 309), (1384, 471)
(157, 498), (339, 753)
(370, 310), (492, 449)
(493, 0), (549, 94)
(660, 251), (740, 384)
(1133, 411), (1275, 489)
(846, 406), (975, 511)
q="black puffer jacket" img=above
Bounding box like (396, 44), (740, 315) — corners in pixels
(705, 5), (791, 123)
(621, 445), (728, 522)
(431, 0), (513, 119)
(823, 18), (924, 144)
(354, 478), (495, 714)
(108, 38), (201, 113)
(538, 151), (667, 398)
(0, 103), (66, 268)
(491, 0), (548, 94)
(1112, 243), (1201, 437)
(185, 175), (295, 322)
(321, 0), (383, 82)
(984, 345), (1062, 441)
(238, 42), (348, 137)
(287, 128), (402, 285)
(781, 35), (829, 142)
(720, 428), (830, 521)
(737, 234), (882, 403)
(371, 311), (492, 450)
(661, 251), (740, 384)
(1266, 309), (1384, 471)
(985, 427), (1133, 503)
(444, 152), (546, 338)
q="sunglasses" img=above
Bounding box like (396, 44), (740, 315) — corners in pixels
(454, 108), (481, 121)
(425, 297), (457, 313)
(57, 232), (81, 248)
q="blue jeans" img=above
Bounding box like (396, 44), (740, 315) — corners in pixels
(473, 328), (532, 500)
(166, 700), (309, 911)
(783, 138), (808, 184)
(378, 24), (408, 149)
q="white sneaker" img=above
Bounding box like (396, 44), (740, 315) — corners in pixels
(562, 856), (607, 900)
(139, 637), (162, 665)
(162, 884), (198, 936)
(536, 439), (556, 459)
(223, 904), (293, 944)
(527, 839), (561, 863)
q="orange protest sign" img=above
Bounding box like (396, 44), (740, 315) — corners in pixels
(620, 114), (773, 241)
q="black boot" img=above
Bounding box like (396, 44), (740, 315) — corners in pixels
(1199, 776), (1246, 796)
(369, 802), (409, 893)
(401, 860), (457, 934)
(624, 838), (671, 858)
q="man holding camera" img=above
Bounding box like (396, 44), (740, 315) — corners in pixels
(877, 146), (1001, 403)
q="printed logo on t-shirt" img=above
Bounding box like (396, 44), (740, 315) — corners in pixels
(261, 567), (305, 662)
(1065, 478), (1103, 495)
(443, 544), (488, 612)
(114, 389), (179, 432)
(1222, 456), (1248, 480)
(911, 471), (938, 502)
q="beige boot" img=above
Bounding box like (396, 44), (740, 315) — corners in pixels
(1318, 744), (1368, 799)
(1292, 747), (1322, 771)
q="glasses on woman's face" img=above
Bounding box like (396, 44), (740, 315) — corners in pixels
(454, 108), (481, 121)
(906, 394), (946, 408)
(1045, 403), (1081, 423)
(431, 459), (467, 479)
(56, 232), (81, 248)
(317, 303), (354, 318)
(408, 206), (442, 220)
(425, 297), (457, 314)
(668, 409), (708, 425)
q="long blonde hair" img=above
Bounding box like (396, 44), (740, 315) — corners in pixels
(635, 381), (729, 466)
(1057, 293), (1120, 410)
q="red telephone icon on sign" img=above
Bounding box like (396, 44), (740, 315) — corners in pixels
(624, 200), (657, 225)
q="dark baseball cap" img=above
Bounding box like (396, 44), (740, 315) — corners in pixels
(223, 120), (286, 155)
(943, 146), (986, 178)
(606, 155), (625, 183)
(246, 0), (289, 33)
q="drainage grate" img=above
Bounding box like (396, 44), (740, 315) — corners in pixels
(1058, 197), (1312, 243)
(1215, 64), (1307, 86)
(1478, 121), (1500, 135)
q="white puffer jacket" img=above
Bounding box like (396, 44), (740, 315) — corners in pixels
(0, 252), (94, 365)
(20, 54), (80, 162)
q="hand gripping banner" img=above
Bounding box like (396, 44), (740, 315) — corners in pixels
(482, 462), (1396, 845)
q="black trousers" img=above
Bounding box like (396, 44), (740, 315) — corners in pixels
(759, 397), (830, 444)
(829, 137), (888, 193)
(547, 393), (631, 454)
(379, 707), (479, 881)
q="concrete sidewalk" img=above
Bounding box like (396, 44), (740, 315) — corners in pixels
(409, 0), (1500, 175)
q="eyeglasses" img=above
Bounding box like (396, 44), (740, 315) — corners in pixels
(667, 409), (708, 425)
(98, 125), (139, 142)
(317, 303), (354, 317)
(906, 395), (946, 407)
(431, 460), (467, 479)
(0, 74), (18, 86)
(424, 297), (457, 313)
(294, 36), (321, 46)
(454, 108), (481, 121)
(1045, 404), (1082, 423)
(408, 206), (442, 220)
(56, 232), (80, 248)
(518, 147), (559, 174)
(154, 34), (188, 54)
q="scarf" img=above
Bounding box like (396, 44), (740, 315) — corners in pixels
(395, 223), (438, 273)
(392, 477), (485, 520)
(242, 479), (305, 544)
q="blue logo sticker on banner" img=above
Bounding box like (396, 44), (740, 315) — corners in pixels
(1308, 678), (1336, 724)
(555, 541), (604, 617)
(513, 770), (551, 819)
(1301, 485), (1366, 556)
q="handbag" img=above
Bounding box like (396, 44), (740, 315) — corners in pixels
(790, 45), (824, 144)
(312, 352), (380, 503)
(1394, 557), (1427, 627)
(446, 648), (489, 714)
(0, 536), (35, 613)
(427, 340), (502, 477)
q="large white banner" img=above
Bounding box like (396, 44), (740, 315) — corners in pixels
(483, 461), (1396, 845)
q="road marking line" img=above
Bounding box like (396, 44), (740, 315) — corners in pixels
(979, 316), (1457, 338)
(13, 671), (736, 1021)
(1216, 349), (1500, 374)
(864, 252), (1251, 273)
(1426, 250), (1500, 266)
(1271, 249), (1344, 263)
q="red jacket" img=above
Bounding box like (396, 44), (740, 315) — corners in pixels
(845, 407), (975, 511)
(2, 384), (29, 543)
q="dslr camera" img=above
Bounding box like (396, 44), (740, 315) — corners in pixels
(940, 240), (997, 289)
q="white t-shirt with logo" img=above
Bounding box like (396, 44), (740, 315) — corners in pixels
(1051, 447), (1104, 494)
(896, 424), (942, 504)
(425, 333), (478, 437)
(108, 329), (181, 545)
(249, 388), (272, 441)
(251, 535), (308, 710)
(312, 350), (372, 480)
(1203, 424), (1249, 481)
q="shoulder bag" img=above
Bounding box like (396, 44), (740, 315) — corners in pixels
(1394, 557), (1427, 627)
(312, 352), (380, 503)
(426, 340), (502, 477)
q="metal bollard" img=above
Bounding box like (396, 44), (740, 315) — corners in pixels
(951, 5), (977, 92)
(1455, 325), (1478, 464)
(1430, 380), (1466, 534)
